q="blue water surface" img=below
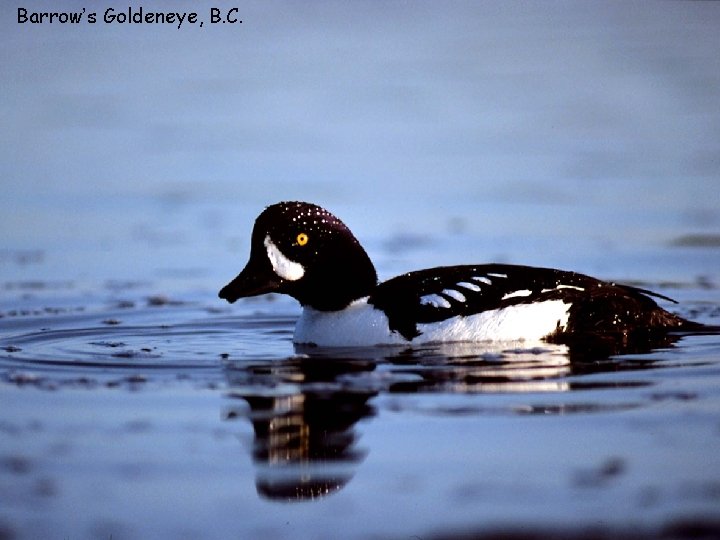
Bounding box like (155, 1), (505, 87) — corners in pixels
(2, 2), (720, 539)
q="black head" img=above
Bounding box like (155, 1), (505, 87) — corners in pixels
(218, 201), (378, 311)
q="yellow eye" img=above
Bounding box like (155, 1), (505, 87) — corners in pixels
(296, 232), (309, 246)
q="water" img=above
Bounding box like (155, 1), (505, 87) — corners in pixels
(2, 289), (720, 539)
(2, 2), (720, 539)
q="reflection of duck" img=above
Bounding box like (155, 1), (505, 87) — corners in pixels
(224, 357), (376, 502)
(384, 342), (574, 394)
(219, 201), (703, 348)
(222, 339), (684, 501)
(365, 340), (676, 395)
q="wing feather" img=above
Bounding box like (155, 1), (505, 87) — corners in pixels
(368, 264), (598, 339)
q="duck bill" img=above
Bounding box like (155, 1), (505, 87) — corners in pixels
(218, 261), (281, 303)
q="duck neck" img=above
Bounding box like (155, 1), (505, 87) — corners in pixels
(288, 243), (378, 311)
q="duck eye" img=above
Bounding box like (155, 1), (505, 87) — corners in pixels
(296, 232), (309, 246)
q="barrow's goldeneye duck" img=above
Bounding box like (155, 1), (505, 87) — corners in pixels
(219, 201), (701, 347)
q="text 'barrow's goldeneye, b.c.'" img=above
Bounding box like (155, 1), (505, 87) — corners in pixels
(218, 201), (701, 347)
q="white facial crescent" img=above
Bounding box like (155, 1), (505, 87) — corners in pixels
(264, 235), (305, 281)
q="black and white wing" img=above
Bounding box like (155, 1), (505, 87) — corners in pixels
(367, 263), (675, 341)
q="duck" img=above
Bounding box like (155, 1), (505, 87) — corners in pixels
(219, 201), (700, 347)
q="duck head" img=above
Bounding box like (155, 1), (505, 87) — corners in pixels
(219, 201), (378, 311)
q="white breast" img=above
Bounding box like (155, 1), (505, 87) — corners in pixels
(294, 298), (407, 347)
(293, 298), (571, 347)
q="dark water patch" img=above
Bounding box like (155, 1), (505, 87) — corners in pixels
(2, 280), (74, 291)
(0, 419), (43, 436)
(2, 370), (156, 391)
(145, 294), (187, 307)
(0, 522), (15, 540)
(684, 302), (720, 320)
(121, 418), (154, 433)
(3, 371), (48, 388)
(0, 306), (85, 318)
(0, 455), (33, 475)
(618, 276), (717, 291)
(671, 234), (720, 248)
(382, 232), (437, 254)
(103, 280), (153, 292)
(89, 340), (126, 348)
(110, 348), (162, 359)
(425, 518), (720, 540)
(572, 456), (626, 488)
(0, 249), (44, 266)
(678, 481), (720, 502)
(649, 390), (698, 402)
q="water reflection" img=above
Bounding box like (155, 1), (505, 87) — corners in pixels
(224, 357), (376, 502)
(222, 334), (685, 502)
(381, 342), (573, 394)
